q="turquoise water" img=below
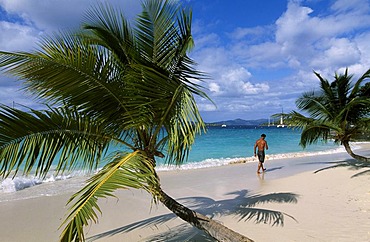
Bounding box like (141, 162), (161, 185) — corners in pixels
(0, 125), (341, 198)
(155, 125), (339, 170)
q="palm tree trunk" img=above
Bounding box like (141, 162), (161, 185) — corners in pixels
(157, 187), (253, 242)
(342, 141), (370, 162)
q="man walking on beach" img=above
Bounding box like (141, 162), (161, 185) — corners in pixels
(254, 133), (268, 173)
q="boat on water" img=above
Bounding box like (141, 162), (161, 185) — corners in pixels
(221, 124), (227, 128)
(277, 115), (286, 128)
(276, 107), (286, 128)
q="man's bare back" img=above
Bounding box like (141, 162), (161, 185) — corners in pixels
(254, 136), (268, 153)
(255, 138), (268, 151)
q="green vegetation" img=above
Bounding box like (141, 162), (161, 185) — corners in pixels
(0, 1), (254, 241)
(287, 68), (370, 162)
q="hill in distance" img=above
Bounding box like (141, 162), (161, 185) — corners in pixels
(207, 118), (268, 126)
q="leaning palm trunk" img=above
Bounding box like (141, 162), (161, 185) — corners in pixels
(157, 187), (253, 242)
(342, 141), (370, 162)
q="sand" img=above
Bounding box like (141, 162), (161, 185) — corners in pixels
(0, 145), (369, 242)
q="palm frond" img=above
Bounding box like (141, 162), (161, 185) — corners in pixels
(83, 3), (135, 66)
(338, 97), (370, 123)
(295, 92), (332, 120)
(285, 111), (314, 128)
(0, 105), (129, 178)
(162, 86), (205, 165)
(136, 0), (179, 65)
(60, 150), (159, 242)
(300, 123), (332, 148)
(350, 68), (370, 98)
(0, 35), (139, 127)
(293, 68), (370, 149)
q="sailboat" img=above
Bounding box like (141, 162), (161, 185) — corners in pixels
(276, 108), (286, 128)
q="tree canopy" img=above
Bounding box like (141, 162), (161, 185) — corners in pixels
(287, 68), (370, 162)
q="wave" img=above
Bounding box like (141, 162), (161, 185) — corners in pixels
(0, 171), (89, 194)
(155, 144), (352, 171)
(0, 142), (364, 199)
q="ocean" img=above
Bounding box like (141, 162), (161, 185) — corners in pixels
(0, 125), (344, 202)
(156, 125), (341, 170)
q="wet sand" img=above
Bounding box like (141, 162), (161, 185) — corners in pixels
(0, 144), (369, 241)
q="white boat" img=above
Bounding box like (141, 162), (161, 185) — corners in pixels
(221, 124), (227, 128)
(276, 108), (286, 128)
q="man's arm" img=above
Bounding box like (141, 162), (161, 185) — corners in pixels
(254, 142), (257, 156)
(265, 141), (269, 150)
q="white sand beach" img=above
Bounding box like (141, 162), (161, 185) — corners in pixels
(0, 144), (369, 242)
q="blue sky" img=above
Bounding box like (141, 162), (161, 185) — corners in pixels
(1, 0), (370, 122)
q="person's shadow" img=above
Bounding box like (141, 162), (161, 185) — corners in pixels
(264, 166), (284, 172)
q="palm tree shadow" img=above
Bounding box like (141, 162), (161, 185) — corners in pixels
(313, 158), (370, 178)
(143, 224), (215, 242)
(86, 213), (177, 241)
(179, 190), (298, 226)
(87, 190), (299, 241)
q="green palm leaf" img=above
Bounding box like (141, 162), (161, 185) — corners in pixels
(300, 123), (332, 147)
(350, 68), (370, 98)
(161, 85), (205, 164)
(0, 105), (130, 178)
(60, 150), (159, 242)
(83, 3), (135, 65)
(290, 68), (370, 154)
(0, 1), (235, 241)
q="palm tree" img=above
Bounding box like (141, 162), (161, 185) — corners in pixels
(287, 68), (370, 162)
(0, 1), (253, 241)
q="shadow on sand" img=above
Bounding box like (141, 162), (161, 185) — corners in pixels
(265, 166), (284, 172)
(87, 190), (298, 241)
(312, 158), (370, 178)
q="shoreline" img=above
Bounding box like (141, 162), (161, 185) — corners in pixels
(0, 142), (351, 200)
(0, 144), (369, 241)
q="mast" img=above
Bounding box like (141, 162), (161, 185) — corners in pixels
(277, 106), (285, 128)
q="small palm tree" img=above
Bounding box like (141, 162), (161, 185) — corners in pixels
(0, 1), (253, 241)
(287, 68), (370, 162)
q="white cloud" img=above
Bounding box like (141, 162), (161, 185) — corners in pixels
(310, 38), (361, 68)
(241, 82), (270, 95)
(276, 0), (370, 45)
(208, 82), (221, 93)
(0, 0), (142, 31)
(1, 0), (370, 121)
(197, 103), (217, 112)
(194, 46), (229, 74)
(0, 21), (39, 51)
(192, 33), (220, 49)
(220, 67), (269, 95)
(229, 26), (267, 40)
(331, 0), (370, 13)
(354, 32), (370, 70)
(222, 67), (252, 82)
(199, 0), (370, 117)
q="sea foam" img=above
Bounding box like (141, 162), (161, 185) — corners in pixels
(155, 145), (349, 171)
(0, 142), (362, 200)
(0, 177), (42, 193)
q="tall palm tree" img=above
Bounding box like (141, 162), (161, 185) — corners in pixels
(287, 68), (370, 162)
(0, 1), (253, 241)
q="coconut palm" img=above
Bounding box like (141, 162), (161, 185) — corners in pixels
(0, 1), (253, 241)
(287, 68), (370, 162)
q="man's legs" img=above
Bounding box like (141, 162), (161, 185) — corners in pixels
(257, 161), (265, 173)
(257, 151), (266, 173)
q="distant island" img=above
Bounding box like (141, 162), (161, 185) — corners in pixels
(207, 118), (268, 127)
